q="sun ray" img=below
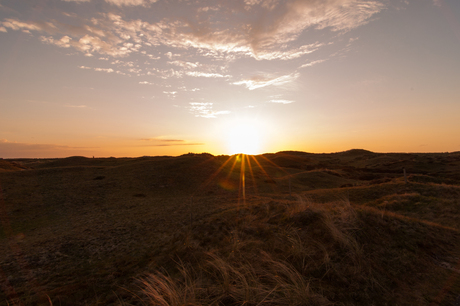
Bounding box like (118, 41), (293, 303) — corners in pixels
(257, 155), (290, 175)
(239, 154), (246, 207)
(245, 154), (259, 195)
(192, 155), (234, 196)
(249, 155), (278, 193)
(226, 155), (240, 181)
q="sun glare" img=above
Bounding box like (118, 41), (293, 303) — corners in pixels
(227, 122), (262, 155)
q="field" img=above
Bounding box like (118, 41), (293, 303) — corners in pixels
(1, 149), (460, 305)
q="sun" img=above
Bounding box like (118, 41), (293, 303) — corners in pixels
(226, 122), (262, 155)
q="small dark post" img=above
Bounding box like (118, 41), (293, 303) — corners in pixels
(403, 167), (407, 184)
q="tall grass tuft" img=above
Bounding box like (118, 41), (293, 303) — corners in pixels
(140, 251), (333, 306)
(140, 262), (202, 306)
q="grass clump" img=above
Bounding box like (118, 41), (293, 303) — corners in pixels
(140, 251), (331, 306)
(139, 197), (372, 305)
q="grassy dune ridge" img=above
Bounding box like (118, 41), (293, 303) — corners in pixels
(0, 150), (459, 305)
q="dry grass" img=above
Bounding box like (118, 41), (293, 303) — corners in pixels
(140, 264), (201, 306)
(140, 250), (332, 306)
(1, 151), (460, 305)
(138, 188), (460, 305)
(138, 197), (374, 306)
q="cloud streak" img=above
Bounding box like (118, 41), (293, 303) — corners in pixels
(185, 72), (231, 78)
(268, 99), (294, 104)
(299, 59), (326, 69)
(0, 139), (95, 158)
(233, 73), (299, 90)
(139, 137), (203, 146)
(189, 102), (230, 118)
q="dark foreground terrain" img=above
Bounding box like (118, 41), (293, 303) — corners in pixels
(1, 149), (459, 305)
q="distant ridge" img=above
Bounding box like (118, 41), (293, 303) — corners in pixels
(273, 150), (313, 155)
(337, 149), (375, 155)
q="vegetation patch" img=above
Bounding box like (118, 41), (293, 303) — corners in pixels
(0, 151), (459, 305)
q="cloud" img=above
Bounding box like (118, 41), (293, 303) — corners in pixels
(0, 139), (95, 158)
(178, 87), (200, 92)
(299, 59), (326, 69)
(255, 42), (325, 60)
(168, 60), (199, 69)
(94, 67), (114, 73)
(141, 138), (184, 142)
(105, 0), (145, 5)
(39, 33), (128, 57)
(2, 18), (57, 33)
(233, 0), (385, 58)
(244, 0), (278, 10)
(233, 72), (299, 90)
(0, 26), (7, 32)
(105, 0), (158, 6)
(40, 35), (72, 48)
(62, 0), (157, 4)
(185, 71), (231, 78)
(139, 137), (203, 146)
(155, 68), (183, 79)
(267, 99), (294, 104)
(1, 0), (385, 65)
(3, 17), (132, 57)
(189, 102), (230, 118)
(163, 91), (177, 99)
(79, 65), (115, 73)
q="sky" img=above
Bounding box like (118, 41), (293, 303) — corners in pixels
(0, 0), (459, 158)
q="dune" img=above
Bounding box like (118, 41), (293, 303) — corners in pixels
(1, 151), (459, 305)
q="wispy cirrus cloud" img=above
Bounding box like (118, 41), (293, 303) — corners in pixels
(254, 42), (325, 60)
(0, 0), (386, 117)
(233, 73), (299, 90)
(244, 0), (385, 58)
(1, 1), (385, 61)
(299, 59), (326, 69)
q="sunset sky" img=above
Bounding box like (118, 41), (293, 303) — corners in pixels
(0, 0), (459, 158)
